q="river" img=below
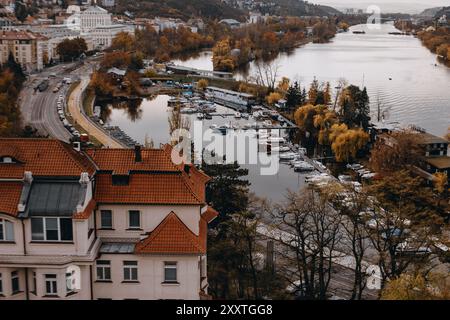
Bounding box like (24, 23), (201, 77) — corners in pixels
(172, 23), (450, 137)
(100, 22), (450, 202)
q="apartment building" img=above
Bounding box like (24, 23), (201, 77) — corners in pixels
(0, 30), (48, 72)
(0, 139), (217, 300)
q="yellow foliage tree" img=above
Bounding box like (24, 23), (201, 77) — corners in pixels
(266, 92), (282, 105)
(331, 128), (369, 162)
(111, 32), (135, 52)
(212, 38), (236, 71)
(197, 79), (209, 90)
(328, 123), (349, 144)
(381, 273), (450, 300)
(433, 172), (448, 194)
(277, 77), (290, 94)
(313, 110), (338, 145)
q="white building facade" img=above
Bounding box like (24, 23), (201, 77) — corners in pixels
(0, 140), (216, 300)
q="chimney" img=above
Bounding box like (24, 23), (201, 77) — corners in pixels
(72, 141), (81, 152)
(134, 145), (142, 162)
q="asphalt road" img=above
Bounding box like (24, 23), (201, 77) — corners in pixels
(19, 59), (100, 142)
(19, 63), (77, 142)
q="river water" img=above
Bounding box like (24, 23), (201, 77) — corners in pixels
(101, 23), (450, 202)
(173, 23), (450, 137)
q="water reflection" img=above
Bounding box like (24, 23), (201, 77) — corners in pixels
(172, 23), (450, 136)
(100, 95), (309, 201)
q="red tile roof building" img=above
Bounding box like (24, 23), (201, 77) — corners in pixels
(0, 139), (217, 300)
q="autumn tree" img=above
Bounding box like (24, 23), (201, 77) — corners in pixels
(111, 32), (135, 52)
(89, 71), (115, 97)
(369, 130), (424, 174)
(331, 128), (369, 162)
(266, 92), (282, 105)
(381, 273), (450, 300)
(196, 79), (209, 91)
(212, 38), (235, 71)
(276, 77), (290, 94)
(308, 78), (319, 104)
(56, 37), (87, 62)
(100, 51), (131, 70)
(367, 171), (445, 287)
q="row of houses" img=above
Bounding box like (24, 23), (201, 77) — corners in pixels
(0, 5), (133, 72)
(0, 139), (218, 300)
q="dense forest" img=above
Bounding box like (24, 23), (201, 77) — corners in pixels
(114, 0), (247, 21)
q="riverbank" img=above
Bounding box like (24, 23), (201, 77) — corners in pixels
(173, 23), (450, 137)
(67, 79), (125, 148)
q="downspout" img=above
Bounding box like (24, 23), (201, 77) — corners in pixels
(21, 219), (29, 300)
(89, 265), (94, 300)
(24, 267), (29, 300)
(21, 219), (27, 255)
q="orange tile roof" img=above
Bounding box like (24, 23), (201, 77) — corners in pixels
(0, 139), (96, 179)
(85, 145), (181, 174)
(0, 182), (23, 217)
(202, 206), (219, 223)
(0, 30), (48, 41)
(135, 212), (205, 254)
(94, 173), (204, 205)
(73, 198), (96, 219)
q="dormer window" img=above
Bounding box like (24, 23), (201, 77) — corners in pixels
(1, 157), (14, 163)
(112, 174), (129, 186)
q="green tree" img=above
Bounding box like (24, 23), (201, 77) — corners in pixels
(14, 1), (28, 22)
(201, 161), (250, 224)
(285, 81), (304, 112)
(339, 85), (371, 130)
(57, 37), (88, 62)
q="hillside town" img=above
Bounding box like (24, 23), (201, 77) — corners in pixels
(0, 0), (449, 304)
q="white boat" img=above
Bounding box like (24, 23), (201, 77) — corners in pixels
(313, 160), (327, 170)
(180, 107), (197, 114)
(271, 146), (291, 153)
(294, 161), (315, 172)
(241, 113), (249, 119)
(279, 152), (297, 161)
(234, 112), (241, 119)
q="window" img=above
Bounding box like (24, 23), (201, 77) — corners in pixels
(66, 270), (75, 294)
(96, 260), (111, 281)
(0, 218), (14, 241)
(0, 273), (3, 295)
(100, 210), (112, 229)
(11, 271), (19, 293)
(164, 262), (177, 283)
(45, 274), (57, 296)
(32, 272), (36, 294)
(123, 261), (138, 281)
(31, 217), (73, 241)
(128, 211), (141, 229)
